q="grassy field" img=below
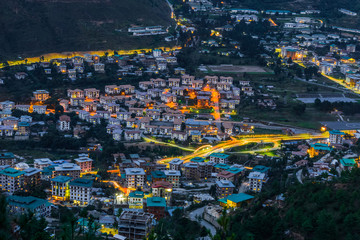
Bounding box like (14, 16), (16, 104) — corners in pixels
(234, 106), (337, 130)
(0, 0), (172, 58)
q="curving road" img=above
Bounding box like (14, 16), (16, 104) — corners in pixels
(157, 132), (329, 165)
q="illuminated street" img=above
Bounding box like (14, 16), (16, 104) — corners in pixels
(157, 132), (329, 165)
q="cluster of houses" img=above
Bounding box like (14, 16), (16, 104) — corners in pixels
(0, 153), (94, 215)
(55, 74), (243, 143)
(6, 49), (180, 85)
(286, 124), (360, 180)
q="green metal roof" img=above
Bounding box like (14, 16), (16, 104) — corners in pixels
(18, 122), (30, 127)
(340, 158), (356, 167)
(0, 168), (24, 177)
(311, 143), (332, 151)
(147, 197), (166, 207)
(252, 165), (270, 173)
(0, 152), (14, 159)
(191, 157), (205, 163)
(151, 171), (166, 179)
(219, 193), (254, 204)
(129, 191), (144, 198)
(214, 163), (229, 169)
(69, 178), (93, 188)
(227, 167), (243, 174)
(210, 153), (230, 159)
(329, 130), (345, 135)
(51, 175), (72, 183)
(41, 165), (55, 175)
(7, 196), (51, 210)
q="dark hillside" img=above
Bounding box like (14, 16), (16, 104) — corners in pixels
(0, 0), (171, 57)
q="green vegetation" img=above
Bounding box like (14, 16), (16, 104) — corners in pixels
(224, 168), (360, 240)
(149, 209), (208, 240)
(0, 0), (172, 58)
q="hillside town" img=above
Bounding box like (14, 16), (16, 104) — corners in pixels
(1, 0), (360, 240)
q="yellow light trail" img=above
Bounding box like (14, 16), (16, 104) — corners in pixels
(293, 61), (360, 95)
(0, 46), (182, 68)
(157, 132), (329, 165)
(143, 136), (195, 152)
(321, 73), (360, 95)
(268, 18), (277, 26)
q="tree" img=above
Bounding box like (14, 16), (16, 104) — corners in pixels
(292, 103), (306, 115)
(0, 196), (11, 240)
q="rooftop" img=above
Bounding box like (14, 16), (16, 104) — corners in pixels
(125, 168), (145, 176)
(7, 196), (51, 210)
(190, 157), (205, 163)
(69, 178), (93, 188)
(55, 163), (81, 171)
(216, 180), (235, 188)
(0, 152), (15, 159)
(163, 170), (181, 177)
(129, 191), (144, 198)
(146, 197), (166, 207)
(169, 158), (184, 165)
(51, 175), (72, 183)
(210, 153), (230, 159)
(218, 193), (254, 204)
(252, 165), (270, 173)
(74, 157), (93, 163)
(340, 158), (356, 167)
(34, 158), (53, 165)
(0, 168), (24, 177)
(151, 171), (166, 179)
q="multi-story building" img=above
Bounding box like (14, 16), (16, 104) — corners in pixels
(151, 171), (166, 183)
(34, 158), (53, 170)
(0, 168), (24, 194)
(7, 195), (52, 217)
(58, 115), (71, 131)
(33, 90), (50, 102)
(152, 181), (172, 204)
(329, 130), (345, 145)
(51, 176), (71, 201)
(23, 168), (41, 191)
(125, 168), (146, 189)
(209, 153), (230, 164)
(183, 162), (198, 179)
(128, 191), (144, 209)
(218, 193), (254, 208)
(53, 163), (81, 180)
(163, 170), (181, 188)
(196, 162), (212, 180)
(69, 178), (93, 206)
(248, 172), (266, 193)
(145, 197), (166, 220)
(84, 88), (100, 99)
(74, 157), (93, 173)
(215, 180), (235, 198)
(118, 210), (154, 240)
(168, 158), (183, 171)
(0, 152), (16, 166)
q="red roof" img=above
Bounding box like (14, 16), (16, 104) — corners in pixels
(152, 181), (173, 189)
(59, 115), (71, 122)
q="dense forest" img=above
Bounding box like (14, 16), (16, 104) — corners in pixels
(225, 168), (360, 240)
(0, 0), (171, 58)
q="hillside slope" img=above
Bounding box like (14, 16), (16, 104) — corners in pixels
(0, 0), (171, 58)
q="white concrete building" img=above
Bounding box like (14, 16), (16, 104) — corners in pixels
(69, 178), (93, 206)
(125, 168), (146, 189)
(34, 158), (53, 170)
(248, 171), (266, 193)
(163, 170), (181, 188)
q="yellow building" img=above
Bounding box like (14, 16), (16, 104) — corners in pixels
(218, 193), (254, 208)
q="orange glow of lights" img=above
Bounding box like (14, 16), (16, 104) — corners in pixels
(268, 18), (277, 26)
